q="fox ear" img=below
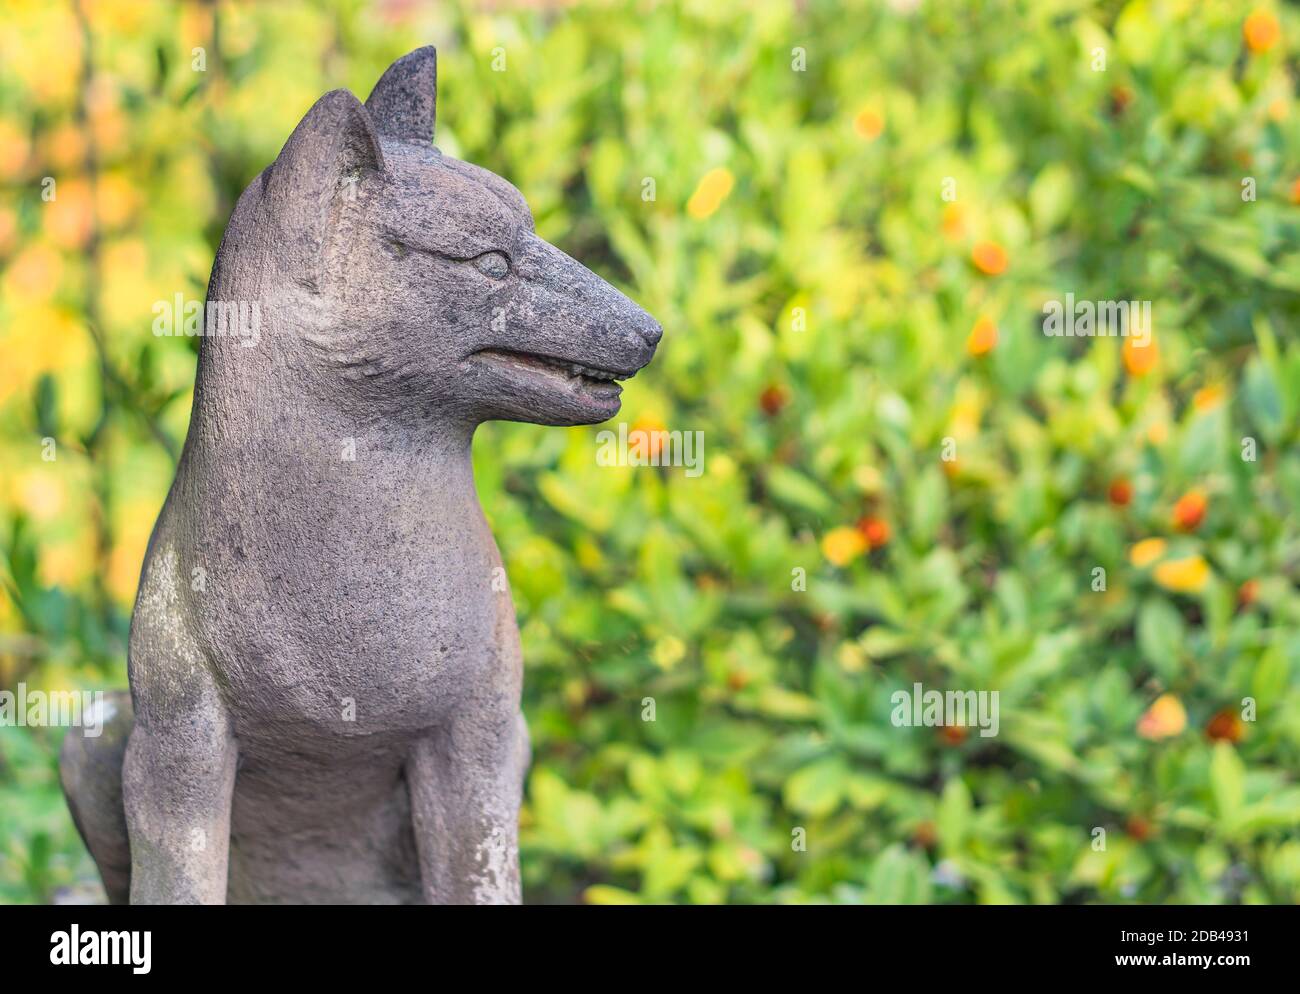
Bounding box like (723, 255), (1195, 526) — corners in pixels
(264, 90), (383, 285)
(365, 46), (437, 143)
(266, 88), (384, 220)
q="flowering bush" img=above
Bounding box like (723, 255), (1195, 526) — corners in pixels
(2, 0), (1299, 904)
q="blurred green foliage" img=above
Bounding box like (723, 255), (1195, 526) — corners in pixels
(2, 0), (1300, 904)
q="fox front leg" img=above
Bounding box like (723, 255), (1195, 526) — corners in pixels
(407, 709), (530, 904)
(121, 665), (238, 904)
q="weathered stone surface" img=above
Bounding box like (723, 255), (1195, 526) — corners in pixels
(60, 46), (661, 905)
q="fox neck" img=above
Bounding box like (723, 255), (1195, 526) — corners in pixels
(186, 320), (484, 529)
(188, 230), (493, 529)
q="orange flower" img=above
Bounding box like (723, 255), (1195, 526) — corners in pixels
(966, 316), (998, 356)
(1137, 694), (1187, 740)
(1290, 177), (1300, 205)
(0, 119), (30, 180)
(822, 526), (867, 566)
(911, 820), (937, 849)
(1237, 578), (1260, 608)
(1243, 10), (1281, 53)
(857, 516), (890, 549)
(44, 122), (87, 172)
(1154, 554), (1210, 594)
(1125, 814), (1154, 841)
(1172, 490), (1207, 531)
(0, 207), (15, 256)
(7, 243), (65, 300)
(971, 241), (1008, 276)
(44, 177), (94, 249)
(629, 413), (667, 460)
(759, 384), (788, 416)
(1123, 335), (1159, 377)
(853, 108), (884, 141)
(938, 725), (967, 746)
(1108, 478), (1133, 506)
(1206, 708), (1245, 744)
(1129, 538), (1167, 569)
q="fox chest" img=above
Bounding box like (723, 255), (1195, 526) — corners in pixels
(214, 554), (523, 749)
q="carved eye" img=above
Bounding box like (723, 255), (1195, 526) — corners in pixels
(473, 251), (510, 279)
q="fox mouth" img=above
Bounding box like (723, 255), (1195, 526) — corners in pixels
(467, 348), (637, 394)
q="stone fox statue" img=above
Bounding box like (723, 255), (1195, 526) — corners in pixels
(59, 47), (661, 904)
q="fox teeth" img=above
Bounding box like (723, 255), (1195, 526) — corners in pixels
(565, 362), (617, 382)
(528, 353), (619, 381)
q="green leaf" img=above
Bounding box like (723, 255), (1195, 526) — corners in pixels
(1137, 599), (1185, 682)
(764, 466), (832, 518)
(866, 844), (931, 904)
(783, 758), (848, 816)
(583, 885), (643, 905)
(937, 777), (973, 855)
(1028, 163), (1076, 234)
(1210, 742), (1245, 823)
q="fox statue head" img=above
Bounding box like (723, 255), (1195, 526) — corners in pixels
(212, 46), (660, 430)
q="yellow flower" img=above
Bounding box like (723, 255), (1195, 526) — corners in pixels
(652, 635), (687, 671)
(17, 469), (65, 521)
(1145, 419), (1169, 445)
(947, 379), (984, 439)
(40, 542), (89, 587)
(822, 526), (867, 566)
(96, 171), (140, 229)
(1192, 384), (1226, 411)
(108, 498), (162, 604)
(687, 167), (735, 219)
(1129, 538), (1167, 569)
(1137, 694), (1187, 740)
(837, 641), (867, 673)
(941, 203), (965, 240)
(1154, 554), (1210, 594)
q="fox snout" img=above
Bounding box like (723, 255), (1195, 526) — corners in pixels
(514, 232), (661, 376)
(457, 232), (661, 427)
